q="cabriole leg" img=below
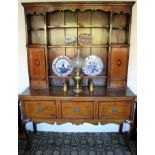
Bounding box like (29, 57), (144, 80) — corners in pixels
(21, 119), (31, 150)
(126, 120), (135, 142)
(119, 122), (123, 133)
(125, 120), (135, 151)
(33, 122), (37, 134)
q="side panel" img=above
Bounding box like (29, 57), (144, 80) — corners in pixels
(28, 47), (48, 89)
(109, 47), (128, 88)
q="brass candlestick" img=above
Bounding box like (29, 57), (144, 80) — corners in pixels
(73, 69), (83, 93)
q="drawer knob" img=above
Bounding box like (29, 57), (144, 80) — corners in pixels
(112, 107), (117, 112)
(36, 107), (44, 112)
(74, 107), (80, 112)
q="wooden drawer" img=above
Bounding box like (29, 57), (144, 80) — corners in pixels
(99, 101), (131, 118)
(24, 101), (56, 118)
(61, 101), (94, 119)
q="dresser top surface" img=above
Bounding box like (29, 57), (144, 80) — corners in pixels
(20, 86), (135, 99)
(22, 1), (135, 6)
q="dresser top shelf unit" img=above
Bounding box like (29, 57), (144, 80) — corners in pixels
(23, 1), (135, 89)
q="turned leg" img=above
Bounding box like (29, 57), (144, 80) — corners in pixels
(119, 122), (123, 134)
(21, 119), (31, 150)
(33, 122), (37, 134)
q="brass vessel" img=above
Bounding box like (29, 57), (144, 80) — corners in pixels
(62, 79), (68, 92)
(89, 81), (94, 92)
(63, 83), (67, 92)
(73, 69), (83, 93)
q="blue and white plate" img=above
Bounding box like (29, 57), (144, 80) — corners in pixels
(52, 56), (73, 76)
(82, 55), (104, 76)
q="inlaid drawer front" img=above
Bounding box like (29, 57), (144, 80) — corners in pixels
(99, 101), (131, 118)
(61, 101), (94, 119)
(24, 101), (56, 118)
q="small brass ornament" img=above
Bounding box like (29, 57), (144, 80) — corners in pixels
(89, 81), (94, 92)
(63, 80), (68, 92)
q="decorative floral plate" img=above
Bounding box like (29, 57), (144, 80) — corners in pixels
(52, 56), (73, 76)
(82, 55), (104, 76)
(78, 33), (92, 46)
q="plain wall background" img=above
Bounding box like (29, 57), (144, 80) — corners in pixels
(18, 0), (137, 132)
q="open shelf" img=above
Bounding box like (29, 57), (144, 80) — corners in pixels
(112, 27), (128, 30)
(49, 75), (107, 79)
(112, 13), (129, 28)
(47, 45), (109, 48)
(26, 44), (46, 47)
(47, 25), (110, 28)
(110, 44), (129, 47)
(27, 27), (45, 31)
(26, 44), (129, 48)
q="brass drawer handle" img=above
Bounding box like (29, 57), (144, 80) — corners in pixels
(36, 107), (44, 112)
(74, 107), (80, 112)
(112, 107), (117, 112)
